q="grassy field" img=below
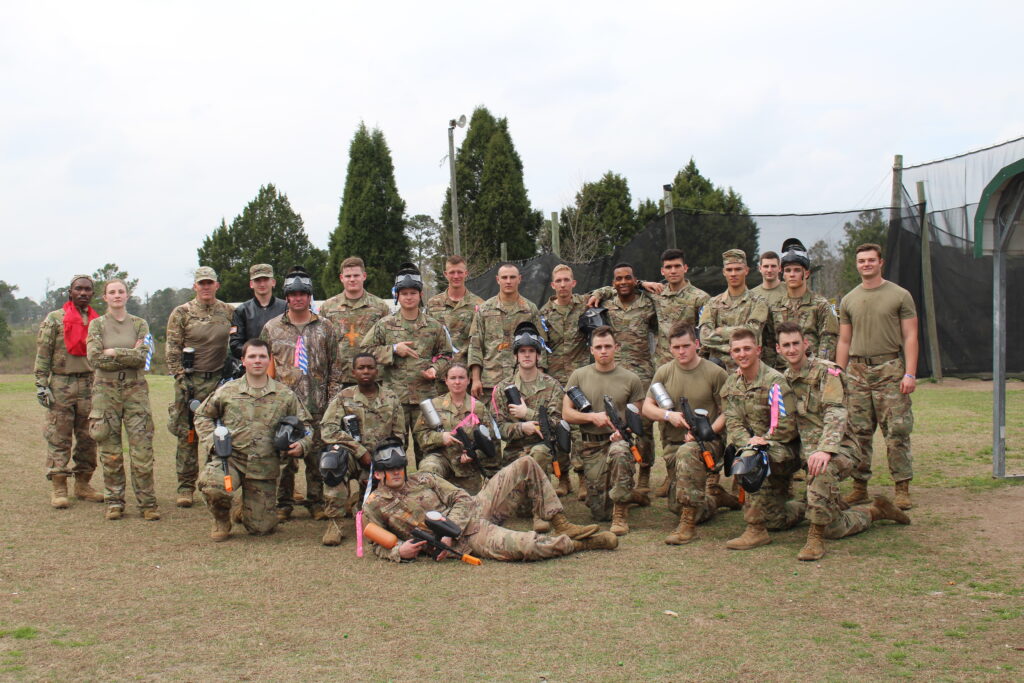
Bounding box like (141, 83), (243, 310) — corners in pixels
(1, 375), (1023, 681)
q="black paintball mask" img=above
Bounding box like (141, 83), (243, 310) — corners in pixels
(780, 238), (810, 271)
(393, 263), (423, 293)
(282, 267), (314, 295)
(730, 444), (771, 493)
(578, 306), (610, 343)
(511, 321), (544, 355)
(372, 438), (408, 471)
(319, 445), (352, 487)
(273, 416), (305, 451)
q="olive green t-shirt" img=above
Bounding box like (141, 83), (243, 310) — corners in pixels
(566, 364), (645, 435)
(101, 315), (139, 351)
(839, 281), (917, 357)
(649, 358), (727, 443)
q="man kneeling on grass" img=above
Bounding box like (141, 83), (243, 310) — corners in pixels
(362, 441), (618, 563)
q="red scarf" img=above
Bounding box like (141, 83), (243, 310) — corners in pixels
(62, 300), (98, 356)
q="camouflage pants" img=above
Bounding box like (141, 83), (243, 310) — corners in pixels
(167, 374), (220, 494)
(199, 460), (278, 535)
(501, 441), (552, 471)
(578, 438), (634, 522)
(418, 453), (483, 495)
(667, 441), (723, 523)
(743, 442), (805, 530)
(88, 377), (156, 509)
(459, 457), (574, 561)
(847, 359), (914, 483)
(807, 451), (872, 539)
(323, 455), (368, 520)
(43, 373), (96, 479)
(278, 421), (324, 510)
(402, 403), (422, 464)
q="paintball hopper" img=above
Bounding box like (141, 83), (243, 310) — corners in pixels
(372, 438), (408, 471)
(342, 414), (362, 443)
(273, 416), (305, 452)
(566, 386), (593, 413)
(731, 445), (771, 493)
(188, 398), (202, 413)
(393, 263), (423, 292)
(511, 322), (544, 354)
(723, 444), (737, 477)
(419, 399), (443, 431)
(691, 408), (717, 443)
(556, 419), (572, 453)
(320, 444), (352, 487)
(503, 385), (523, 406)
(625, 404), (644, 435)
(650, 382), (674, 411)
(780, 238), (810, 270)
(472, 425), (498, 464)
(282, 266), (314, 295)
(213, 423), (232, 458)
(181, 347), (196, 372)
(578, 307), (610, 342)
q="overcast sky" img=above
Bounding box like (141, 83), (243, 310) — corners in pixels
(3, 1), (1022, 300)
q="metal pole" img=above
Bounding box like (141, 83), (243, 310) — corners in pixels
(663, 185), (676, 249)
(992, 177), (1024, 478)
(500, 242), (508, 262)
(448, 121), (461, 256)
(550, 211), (560, 257)
(916, 182), (942, 381)
(889, 155), (903, 233)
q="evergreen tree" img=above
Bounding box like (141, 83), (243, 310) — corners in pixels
(839, 209), (887, 291)
(198, 184), (324, 302)
(323, 124), (410, 298)
(91, 264), (142, 315)
(557, 172), (640, 262)
(636, 198), (661, 231)
(142, 287), (195, 340)
(0, 311), (11, 357)
(405, 214), (443, 296)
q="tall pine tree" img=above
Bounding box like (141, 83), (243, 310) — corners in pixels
(198, 184), (324, 302)
(323, 123), (410, 298)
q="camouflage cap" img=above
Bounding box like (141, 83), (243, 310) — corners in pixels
(69, 274), (94, 288)
(194, 266), (218, 283)
(250, 263), (274, 279)
(722, 249), (747, 266)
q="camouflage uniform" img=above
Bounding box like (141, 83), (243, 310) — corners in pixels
(165, 297), (234, 496)
(765, 290), (839, 369)
(699, 290), (769, 371)
(786, 358), (873, 539)
(751, 283), (787, 368)
(538, 294), (590, 475)
(362, 310), (452, 458)
(468, 295), (542, 391)
(86, 314), (156, 511)
(412, 393), (493, 494)
(35, 308), (97, 480)
(320, 383), (405, 520)
(363, 458), (575, 562)
(318, 290), (390, 388)
(261, 311), (338, 511)
(426, 289), (485, 370)
(601, 293), (656, 468)
(721, 362), (804, 530)
(195, 377), (313, 535)
(492, 371), (564, 470)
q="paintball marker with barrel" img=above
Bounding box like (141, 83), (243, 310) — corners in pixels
(420, 399), (496, 479)
(537, 405), (571, 477)
(212, 420), (233, 493)
(363, 510), (482, 565)
(342, 414), (362, 443)
(680, 398), (718, 471)
(182, 346), (197, 444)
(603, 395), (647, 465)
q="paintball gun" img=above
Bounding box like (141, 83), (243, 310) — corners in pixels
(342, 414), (362, 443)
(212, 420), (233, 493)
(680, 397), (718, 471)
(603, 395), (647, 465)
(452, 424), (497, 480)
(182, 346), (197, 444)
(363, 511), (482, 565)
(537, 405), (571, 478)
(565, 386), (592, 413)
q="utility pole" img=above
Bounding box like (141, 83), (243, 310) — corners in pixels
(916, 181), (942, 381)
(550, 211), (560, 257)
(663, 184), (676, 248)
(448, 116), (466, 255)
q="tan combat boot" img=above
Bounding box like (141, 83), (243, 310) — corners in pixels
(627, 489), (650, 508)
(572, 531), (619, 551)
(609, 503), (630, 536)
(725, 523), (771, 550)
(576, 473), (588, 502)
(549, 512), (599, 540)
(665, 507), (697, 545)
(176, 492), (194, 508)
(210, 509), (231, 542)
(844, 480), (869, 505)
(869, 495), (911, 524)
(142, 507), (161, 521)
(710, 483), (742, 511)
(230, 498), (243, 524)
(321, 518), (344, 546)
(654, 472), (675, 498)
(533, 517), (552, 533)
(797, 523), (826, 561)
(50, 475), (70, 509)
(554, 471), (571, 497)
(893, 481), (912, 510)
(73, 473), (104, 502)
(105, 506), (123, 521)
(276, 507), (292, 523)
(310, 503), (327, 521)
(636, 466), (652, 492)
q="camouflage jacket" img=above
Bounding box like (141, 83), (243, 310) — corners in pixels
(785, 357), (857, 460)
(720, 361), (799, 447)
(85, 314), (151, 372)
(195, 376), (313, 480)
(363, 472), (478, 562)
(492, 370), (563, 450)
(426, 289), (484, 367)
(698, 289), (769, 361)
(468, 295), (542, 389)
(34, 308), (94, 384)
(260, 312), (338, 419)
(320, 383), (405, 460)
(413, 393), (493, 478)
(603, 293), (657, 383)
(318, 290), (391, 386)
(765, 289), (839, 366)
(538, 294), (590, 384)
(750, 283), (788, 308)
(166, 298), (234, 375)
(362, 311), (452, 405)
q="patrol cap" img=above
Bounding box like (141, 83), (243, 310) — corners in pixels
(69, 274), (94, 288)
(722, 249), (747, 266)
(250, 263), (274, 279)
(194, 266), (219, 283)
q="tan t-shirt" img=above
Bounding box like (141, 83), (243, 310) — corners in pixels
(649, 358), (727, 442)
(839, 281), (917, 357)
(566, 364), (645, 435)
(101, 315), (139, 351)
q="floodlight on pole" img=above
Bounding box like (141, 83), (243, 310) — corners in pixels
(448, 115), (467, 255)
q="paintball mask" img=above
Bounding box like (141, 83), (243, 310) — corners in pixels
(372, 438), (408, 471)
(393, 263), (423, 293)
(511, 322), (544, 354)
(273, 416), (305, 452)
(319, 444), (352, 487)
(578, 307), (610, 343)
(780, 238), (810, 270)
(730, 444), (771, 493)
(282, 267), (314, 295)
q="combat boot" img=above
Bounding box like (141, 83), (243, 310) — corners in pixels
(572, 531), (619, 552)
(105, 505), (123, 521)
(665, 507), (697, 545)
(725, 523), (771, 550)
(210, 509), (231, 542)
(844, 480), (869, 505)
(533, 517), (552, 533)
(50, 475), (70, 509)
(176, 492), (194, 508)
(654, 472), (674, 498)
(230, 498), (243, 524)
(710, 483), (742, 511)
(636, 466), (652, 492)
(276, 507), (292, 523)
(609, 503), (630, 536)
(797, 523), (826, 561)
(893, 481), (912, 510)
(321, 518), (344, 546)
(576, 473), (588, 502)
(142, 507), (161, 521)
(554, 471), (571, 497)
(549, 512), (599, 540)
(73, 473), (104, 502)
(626, 489), (650, 508)
(310, 503), (327, 521)
(869, 495), (911, 524)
